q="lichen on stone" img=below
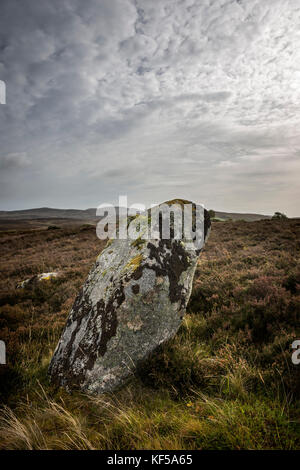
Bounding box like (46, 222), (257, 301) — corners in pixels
(48, 200), (211, 395)
(130, 237), (146, 250)
(124, 253), (143, 272)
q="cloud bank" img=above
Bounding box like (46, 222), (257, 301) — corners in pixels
(0, 0), (299, 215)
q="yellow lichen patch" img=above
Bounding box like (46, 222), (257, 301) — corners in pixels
(131, 237), (146, 250)
(105, 239), (113, 248)
(125, 254), (143, 271)
(164, 199), (191, 207)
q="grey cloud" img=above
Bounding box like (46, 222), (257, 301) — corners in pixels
(0, 152), (30, 170)
(200, 92), (232, 102)
(102, 167), (138, 179)
(0, 0), (299, 216)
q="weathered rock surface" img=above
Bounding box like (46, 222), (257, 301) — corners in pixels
(49, 200), (211, 394)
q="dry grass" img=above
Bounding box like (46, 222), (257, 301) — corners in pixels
(0, 219), (299, 449)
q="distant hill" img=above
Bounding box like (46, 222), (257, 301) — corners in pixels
(213, 211), (271, 222)
(0, 207), (271, 223)
(0, 207), (98, 220)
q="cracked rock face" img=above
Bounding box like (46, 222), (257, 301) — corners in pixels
(48, 200), (211, 394)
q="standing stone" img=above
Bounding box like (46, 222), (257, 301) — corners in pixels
(49, 200), (211, 394)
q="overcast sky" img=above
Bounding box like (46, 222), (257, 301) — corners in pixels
(0, 0), (299, 215)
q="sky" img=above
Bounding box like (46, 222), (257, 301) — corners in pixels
(0, 0), (300, 216)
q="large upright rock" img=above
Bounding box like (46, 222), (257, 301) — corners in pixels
(49, 200), (211, 394)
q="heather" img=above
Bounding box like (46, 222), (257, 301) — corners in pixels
(0, 219), (299, 449)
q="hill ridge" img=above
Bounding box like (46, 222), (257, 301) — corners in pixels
(0, 207), (272, 222)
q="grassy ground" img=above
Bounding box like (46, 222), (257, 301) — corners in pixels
(0, 219), (299, 450)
